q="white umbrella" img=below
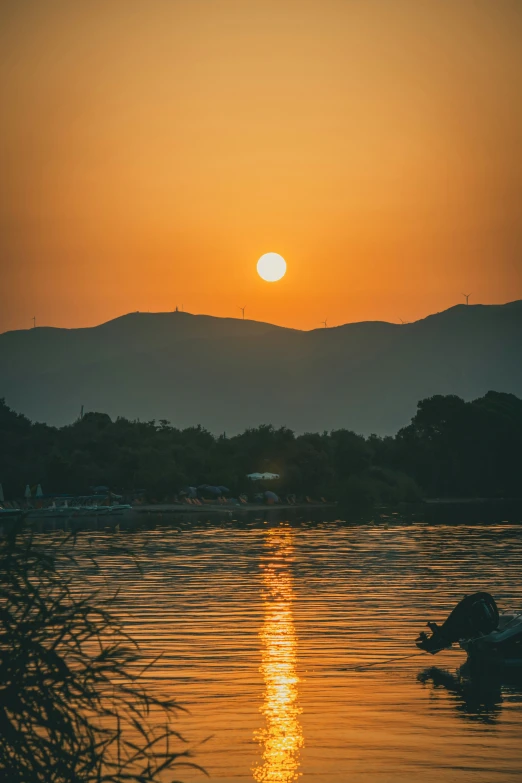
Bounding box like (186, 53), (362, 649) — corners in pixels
(24, 484), (32, 499)
(0, 484), (4, 503)
(36, 484), (43, 498)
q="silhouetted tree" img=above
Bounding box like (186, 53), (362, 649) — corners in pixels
(1, 392), (521, 504)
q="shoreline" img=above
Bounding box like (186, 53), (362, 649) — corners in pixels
(3, 498), (521, 532)
(0, 501), (338, 525)
(133, 501), (337, 515)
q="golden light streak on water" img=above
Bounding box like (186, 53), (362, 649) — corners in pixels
(253, 527), (303, 783)
(49, 521), (522, 781)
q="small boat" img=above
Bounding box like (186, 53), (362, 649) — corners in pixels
(0, 507), (22, 517)
(416, 592), (522, 668)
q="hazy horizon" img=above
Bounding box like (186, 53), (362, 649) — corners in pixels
(2, 298), (520, 433)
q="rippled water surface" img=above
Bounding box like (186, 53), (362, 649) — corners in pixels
(59, 518), (522, 782)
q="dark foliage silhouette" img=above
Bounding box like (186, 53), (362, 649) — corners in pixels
(0, 523), (199, 782)
(1, 390), (521, 504)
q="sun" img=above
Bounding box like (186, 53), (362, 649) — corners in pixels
(257, 253), (287, 282)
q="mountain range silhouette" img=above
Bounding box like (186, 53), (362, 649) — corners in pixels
(1, 300), (521, 434)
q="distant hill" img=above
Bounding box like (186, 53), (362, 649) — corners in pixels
(1, 302), (521, 434)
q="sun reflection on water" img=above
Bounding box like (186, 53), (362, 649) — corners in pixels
(253, 527), (303, 783)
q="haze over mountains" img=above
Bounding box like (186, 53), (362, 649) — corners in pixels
(1, 301), (521, 435)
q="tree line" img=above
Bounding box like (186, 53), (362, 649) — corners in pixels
(1, 390), (521, 505)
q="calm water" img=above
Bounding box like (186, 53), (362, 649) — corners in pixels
(60, 518), (522, 782)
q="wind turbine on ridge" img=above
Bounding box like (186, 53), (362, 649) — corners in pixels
(462, 293), (471, 305)
(321, 319), (328, 328)
(239, 306), (246, 320)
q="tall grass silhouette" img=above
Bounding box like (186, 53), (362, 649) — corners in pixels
(0, 520), (201, 782)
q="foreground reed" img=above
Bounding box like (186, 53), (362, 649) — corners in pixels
(0, 521), (199, 783)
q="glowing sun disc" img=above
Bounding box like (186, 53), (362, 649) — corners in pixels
(257, 253), (287, 282)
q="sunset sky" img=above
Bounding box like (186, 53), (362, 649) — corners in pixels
(1, 0), (521, 333)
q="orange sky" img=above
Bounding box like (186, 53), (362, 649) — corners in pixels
(1, 0), (521, 333)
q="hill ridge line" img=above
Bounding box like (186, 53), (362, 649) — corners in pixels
(2, 298), (521, 338)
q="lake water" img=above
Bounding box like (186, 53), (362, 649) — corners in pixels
(61, 516), (522, 782)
